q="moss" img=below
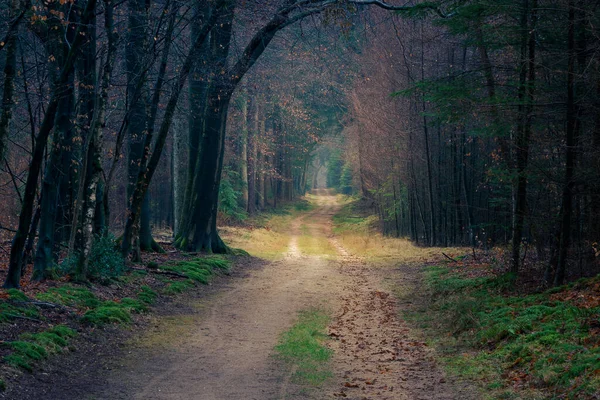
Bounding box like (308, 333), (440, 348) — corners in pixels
(120, 298), (147, 313)
(5, 354), (33, 372)
(35, 285), (99, 309)
(0, 379), (6, 391)
(163, 280), (195, 295)
(47, 325), (77, 338)
(81, 305), (131, 326)
(3, 324), (78, 372)
(163, 256), (231, 284)
(0, 302), (39, 323)
(6, 289), (29, 302)
(420, 266), (600, 397)
(8, 341), (48, 360)
(137, 286), (157, 305)
(21, 332), (67, 352)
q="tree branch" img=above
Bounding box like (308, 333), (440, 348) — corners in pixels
(348, 0), (448, 18)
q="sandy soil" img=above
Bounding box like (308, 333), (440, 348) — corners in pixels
(5, 190), (478, 400)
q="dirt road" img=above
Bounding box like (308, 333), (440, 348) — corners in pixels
(17, 191), (477, 399)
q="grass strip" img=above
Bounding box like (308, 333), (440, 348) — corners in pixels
(275, 308), (333, 387)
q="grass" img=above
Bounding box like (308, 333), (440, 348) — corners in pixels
(163, 280), (195, 295)
(0, 302), (39, 323)
(31, 283), (155, 327)
(332, 197), (456, 262)
(296, 235), (337, 257)
(275, 309), (333, 387)
(35, 286), (100, 309)
(408, 266), (600, 399)
(162, 256), (231, 285)
(220, 198), (319, 260)
(138, 285), (158, 304)
(3, 325), (77, 372)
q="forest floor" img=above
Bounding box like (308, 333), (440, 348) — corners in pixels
(2, 190), (598, 399)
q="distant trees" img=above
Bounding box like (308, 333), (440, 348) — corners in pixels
(2, 0), (595, 288)
(338, 0), (600, 284)
(0, 0), (408, 288)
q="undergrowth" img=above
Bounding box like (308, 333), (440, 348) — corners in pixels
(58, 234), (125, 282)
(162, 256), (231, 285)
(275, 308), (333, 387)
(331, 197), (374, 235)
(3, 325), (77, 372)
(413, 266), (600, 399)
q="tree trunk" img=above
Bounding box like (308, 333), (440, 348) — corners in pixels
(120, 5), (221, 258)
(553, 0), (577, 286)
(511, 0), (537, 276)
(3, 0), (98, 288)
(239, 87), (249, 210)
(0, 0), (20, 163)
(247, 93), (258, 214)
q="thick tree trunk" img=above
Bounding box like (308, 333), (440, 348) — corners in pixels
(190, 94), (233, 252)
(120, 5), (220, 258)
(34, 2), (79, 280)
(33, 84), (74, 280)
(177, 3), (211, 239)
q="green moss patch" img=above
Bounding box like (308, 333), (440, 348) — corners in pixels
(275, 309), (333, 387)
(0, 302), (39, 323)
(3, 325), (77, 372)
(138, 286), (157, 305)
(415, 266), (600, 398)
(163, 280), (195, 295)
(163, 256), (231, 284)
(81, 304), (132, 326)
(35, 285), (100, 309)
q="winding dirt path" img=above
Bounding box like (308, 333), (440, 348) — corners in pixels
(62, 190), (476, 399)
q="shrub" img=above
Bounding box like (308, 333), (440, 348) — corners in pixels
(59, 234), (125, 281)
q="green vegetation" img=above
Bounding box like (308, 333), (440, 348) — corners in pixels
(332, 199), (374, 234)
(3, 325), (77, 372)
(275, 309), (333, 387)
(293, 199), (314, 212)
(163, 280), (195, 295)
(412, 267), (600, 398)
(36, 286), (100, 309)
(219, 167), (248, 223)
(81, 302), (133, 326)
(6, 289), (28, 302)
(34, 284), (153, 326)
(163, 256), (231, 285)
(0, 289), (39, 323)
(138, 286), (158, 305)
(0, 302), (39, 323)
(59, 234), (126, 281)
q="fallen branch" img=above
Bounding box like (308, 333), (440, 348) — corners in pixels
(11, 300), (71, 312)
(129, 266), (188, 279)
(442, 252), (458, 263)
(5, 314), (42, 323)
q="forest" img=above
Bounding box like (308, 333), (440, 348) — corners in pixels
(0, 0), (599, 398)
